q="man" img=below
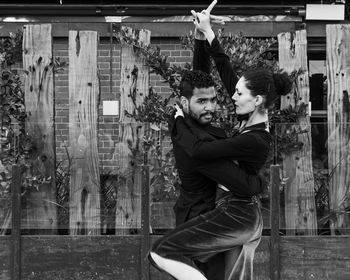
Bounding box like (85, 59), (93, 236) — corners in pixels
(168, 69), (229, 280)
(169, 70), (224, 227)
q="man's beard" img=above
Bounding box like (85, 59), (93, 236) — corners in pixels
(189, 110), (214, 125)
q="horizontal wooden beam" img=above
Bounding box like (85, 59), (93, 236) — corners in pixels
(0, 3), (307, 17)
(280, 236), (350, 279)
(0, 22), (112, 37)
(1, 236), (350, 280)
(1, 21), (348, 38)
(0, 236), (269, 280)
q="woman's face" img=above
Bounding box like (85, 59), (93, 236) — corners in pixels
(232, 77), (258, 115)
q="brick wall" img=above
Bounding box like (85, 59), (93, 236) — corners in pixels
(149, 38), (193, 96)
(53, 36), (192, 174)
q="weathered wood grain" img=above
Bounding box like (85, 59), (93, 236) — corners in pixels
(280, 237), (350, 280)
(119, 27), (150, 122)
(141, 165), (150, 280)
(113, 123), (144, 234)
(10, 165), (21, 280)
(1, 236), (349, 280)
(23, 23), (57, 233)
(68, 30), (101, 235)
(278, 30), (317, 236)
(0, 236), (11, 280)
(326, 24), (350, 235)
(270, 165), (281, 280)
(115, 27), (150, 234)
(0, 21), (297, 37)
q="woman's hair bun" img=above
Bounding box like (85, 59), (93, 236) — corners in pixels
(273, 71), (293, 96)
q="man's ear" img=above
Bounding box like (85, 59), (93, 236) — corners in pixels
(180, 96), (189, 113)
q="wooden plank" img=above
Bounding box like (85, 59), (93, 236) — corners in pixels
(0, 236), (349, 280)
(10, 165), (21, 280)
(269, 165), (281, 280)
(121, 21), (297, 38)
(140, 165), (150, 280)
(280, 237), (350, 280)
(326, 24), (350, 235)
(0, 236), (11, 280)
(278, 30), (317, 236)
(0, 23), (112, 37)
(68, 30), (101, 235)
(0, 21), (297, 38)
(0, 16), (121, 23)
(23, 23), (57, 233)
(115, 27), (150, 234)
(21, 236), (141, 280)
(1, 20), (346, 38)
(114, 123), (144, 234)
(0, 236), (270, 280)
(119, 27), (150, 122)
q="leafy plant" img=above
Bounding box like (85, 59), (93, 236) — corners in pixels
(0, 31), (23, 68)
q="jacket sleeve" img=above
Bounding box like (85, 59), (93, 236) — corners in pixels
(196, 159), (263, 196)
(205, 37), (238, 97)
(175, 116), (258, 160)
(193, 39), (211, 73)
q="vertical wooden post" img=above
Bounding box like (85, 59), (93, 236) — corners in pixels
(140, 164), (150, 280)
(69, 30), (101, 235)
(269, 165), (281, 280)
(326, 24), (350, 235)
(119, 27), (151, 122)
(23, 24), (57, 233)
(114, 27), (151, 234)
(11, 164), (21, 280)
(278, 30), (317, 236)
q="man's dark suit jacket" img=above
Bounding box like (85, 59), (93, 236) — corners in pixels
(169, 116), (227, 226)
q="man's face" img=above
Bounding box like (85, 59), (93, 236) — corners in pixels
(182, 86), (217, 125)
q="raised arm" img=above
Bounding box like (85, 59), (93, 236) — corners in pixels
(192, 10), (238, 97)
(205, 37), (238, 96)
(193, 39), (211, 74)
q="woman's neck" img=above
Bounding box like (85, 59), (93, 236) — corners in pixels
(244, 109), (268, 128)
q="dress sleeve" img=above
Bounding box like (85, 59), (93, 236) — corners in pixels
(193, 39), (211, 73)
(205, 37), (238, 97)
(196, 159), (263, 196)
(175, 117), (258, 160)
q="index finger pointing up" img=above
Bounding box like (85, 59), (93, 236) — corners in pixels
(206, 0), (218, 13)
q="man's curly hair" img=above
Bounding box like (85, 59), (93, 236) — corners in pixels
(180, 70), (215, 99)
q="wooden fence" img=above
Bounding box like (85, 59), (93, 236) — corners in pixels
(1, 165), (350, 280)
(1, 23), (349, 236)
(1, 22), (350, 279)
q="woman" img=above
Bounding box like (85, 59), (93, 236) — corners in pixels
(148, 9), (292, 280)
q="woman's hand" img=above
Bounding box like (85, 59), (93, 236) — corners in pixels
(174, 104), (184, 119)
(192, 0), (217, 32)
(193, 14), (225, 40)
(192, 1), (226, 41)
(194, 26), (206, 41)
(191, 10), (212, 34)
